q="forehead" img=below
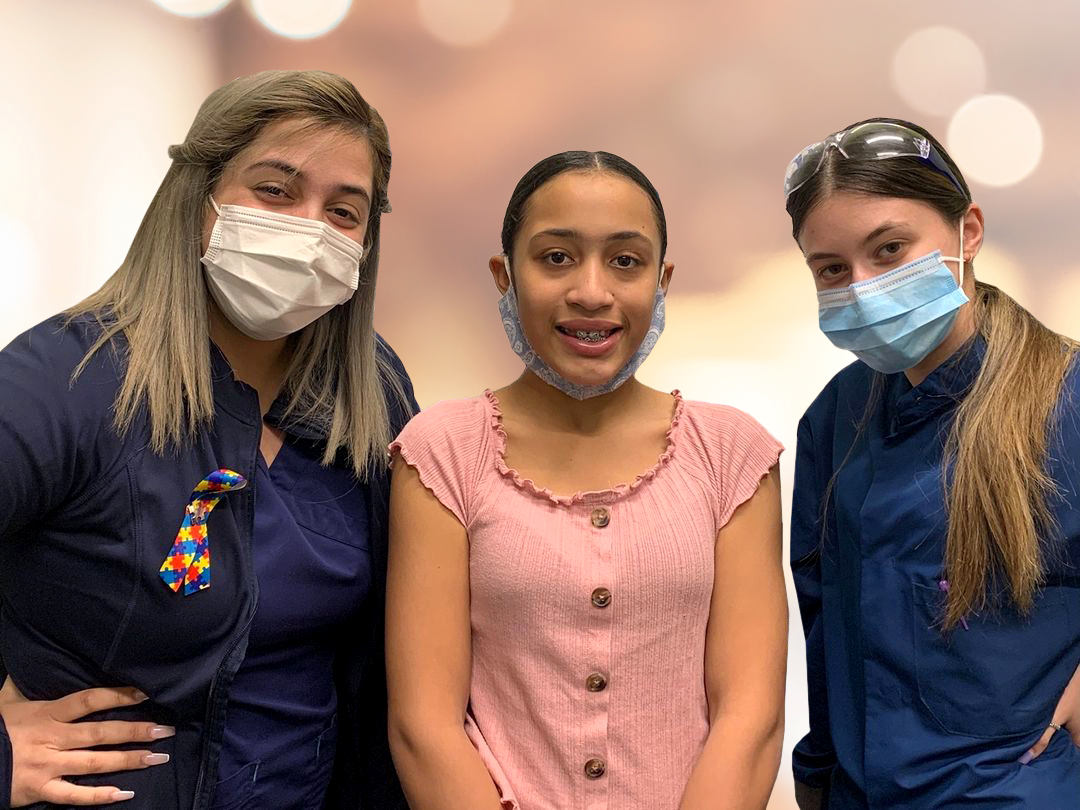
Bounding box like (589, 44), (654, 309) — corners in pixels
(799, 191), (947, 247)
(227, 118), (374, 186)
(523, 171), (659, 238)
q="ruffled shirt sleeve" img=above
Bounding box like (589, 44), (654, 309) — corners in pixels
(388, 397), (490, 529)
(682, 402), (784, 529)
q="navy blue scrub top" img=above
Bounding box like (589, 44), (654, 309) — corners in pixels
(212, 433), (372, 810)
(791, 339), (1080, 808)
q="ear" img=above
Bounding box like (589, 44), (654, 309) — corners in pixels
(489, 254), (511, 295)
(659, 260), (675, 295)
(961, 202), (985, 264)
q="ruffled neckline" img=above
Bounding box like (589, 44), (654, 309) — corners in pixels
(483, 389), (684, 507)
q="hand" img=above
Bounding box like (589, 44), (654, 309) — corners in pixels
(1022, 660), (1080, 763)
(0, 677), (174, 806)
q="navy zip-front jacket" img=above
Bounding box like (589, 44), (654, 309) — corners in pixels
(0, 315), (418, 810)
(791, 340), (1080, 808)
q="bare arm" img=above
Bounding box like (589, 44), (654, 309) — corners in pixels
(680, 466), (788, 810)
(385, 457), (506, 810)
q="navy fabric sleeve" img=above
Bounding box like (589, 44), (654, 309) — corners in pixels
(0, 319), (90, 541)
(790, 411), (837, 793)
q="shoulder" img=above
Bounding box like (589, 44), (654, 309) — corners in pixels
(800, 359), (876, 431)
(391, 395), (489, 454)
(677, 397), (783, 469)
(374, 332), (407, 378)
(679, 398), (774, 441)
(1050, 352), (1080, 449)
(389, 396), (491, 525)
(374, 332), (420, 431)
(0, 313), (124, 398)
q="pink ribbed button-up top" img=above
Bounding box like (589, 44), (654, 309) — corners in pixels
(390, 391), (782, 810)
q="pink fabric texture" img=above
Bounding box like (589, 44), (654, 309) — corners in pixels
(390, 391), (783, 810)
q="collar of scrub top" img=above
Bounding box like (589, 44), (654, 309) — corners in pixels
(886, 334), (987, 437)
(207, 340), (329, 442)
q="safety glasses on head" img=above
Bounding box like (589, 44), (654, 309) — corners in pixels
(783, 121), (967, 200)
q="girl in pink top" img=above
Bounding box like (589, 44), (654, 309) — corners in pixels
(386, 151), (787, 809)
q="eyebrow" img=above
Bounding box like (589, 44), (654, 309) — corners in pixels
(243, 159), (371, 202)
(804, 221), (909, 263)
(530, 228), (650, 243)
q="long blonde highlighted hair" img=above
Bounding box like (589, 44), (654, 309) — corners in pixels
(788, 117), (1079, 629)
(68, 70), (409, 477)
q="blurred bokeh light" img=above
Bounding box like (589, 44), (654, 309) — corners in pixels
(948, 94), (1044, 187)
(245, 0), (351, 39)
(417, 0), (513, 47)
(892, 26), (987, 116)
(150, 0), (232, 16)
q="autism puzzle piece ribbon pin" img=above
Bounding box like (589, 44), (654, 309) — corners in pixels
(159, 469), (248, 596)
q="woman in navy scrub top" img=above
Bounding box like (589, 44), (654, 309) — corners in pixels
(784, 118), (1080, 809)
(0, 71), (415, 809)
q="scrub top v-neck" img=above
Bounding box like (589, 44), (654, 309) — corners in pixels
(211, 433), (373, 810)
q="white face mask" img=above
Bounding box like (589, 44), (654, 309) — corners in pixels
(201, 197), (365, 341)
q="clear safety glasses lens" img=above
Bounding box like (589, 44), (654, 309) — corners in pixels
(783, 122), (965, 199)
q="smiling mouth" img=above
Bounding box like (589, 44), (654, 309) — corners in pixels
(556, 326), (618, 343)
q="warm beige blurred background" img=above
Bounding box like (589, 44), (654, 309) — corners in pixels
(4, 0), (1079, 805)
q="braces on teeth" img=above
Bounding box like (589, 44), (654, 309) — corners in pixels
(575, 330), (608, 343)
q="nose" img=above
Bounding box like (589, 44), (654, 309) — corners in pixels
(849, 262), (879, 284)
(296, 201), (325, 223)
(565, 258), (615, 311)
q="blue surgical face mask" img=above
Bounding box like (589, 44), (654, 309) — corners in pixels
(816, 230), (968, 374)
(497, 256), (666, 400)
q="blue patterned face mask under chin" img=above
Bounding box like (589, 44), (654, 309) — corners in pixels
(817, 247), (968, 374)
(497, 256), (666, 400)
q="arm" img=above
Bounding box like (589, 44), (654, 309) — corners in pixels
(789, 415), (836, 808)
(0, 325), (172, 807)
(680, 465), (787, 810)
(385, 457), (505, 810)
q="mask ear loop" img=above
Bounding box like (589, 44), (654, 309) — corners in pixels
(501, 254), (514, 295)
(938, 218), (966, 286)
(959, 218), (966, 284)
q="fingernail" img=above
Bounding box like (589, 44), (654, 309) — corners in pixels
(150, 726), (176, 739)
(132, 689), (149, 701)
(143, 753), (170, 766)
(111, 790), (136, 801)
(1018, 750), (1034, 765)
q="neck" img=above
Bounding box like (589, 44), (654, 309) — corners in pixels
(209, 302), (292, 416)
(505, 370), (649, 433)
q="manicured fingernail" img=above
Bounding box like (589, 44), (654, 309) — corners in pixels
(111, 790), (136, 801)
(132, 689), (149, 701)
(1018, 750), (1034, 765)
(143, 753), (170, 766)
(150, 726), (176, 739)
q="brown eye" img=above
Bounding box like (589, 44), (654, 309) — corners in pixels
(545, 251), (570, 266)
(255, 184), (288, 198)
(329, 206), (360, 225)
(612, 255), (639, 269)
